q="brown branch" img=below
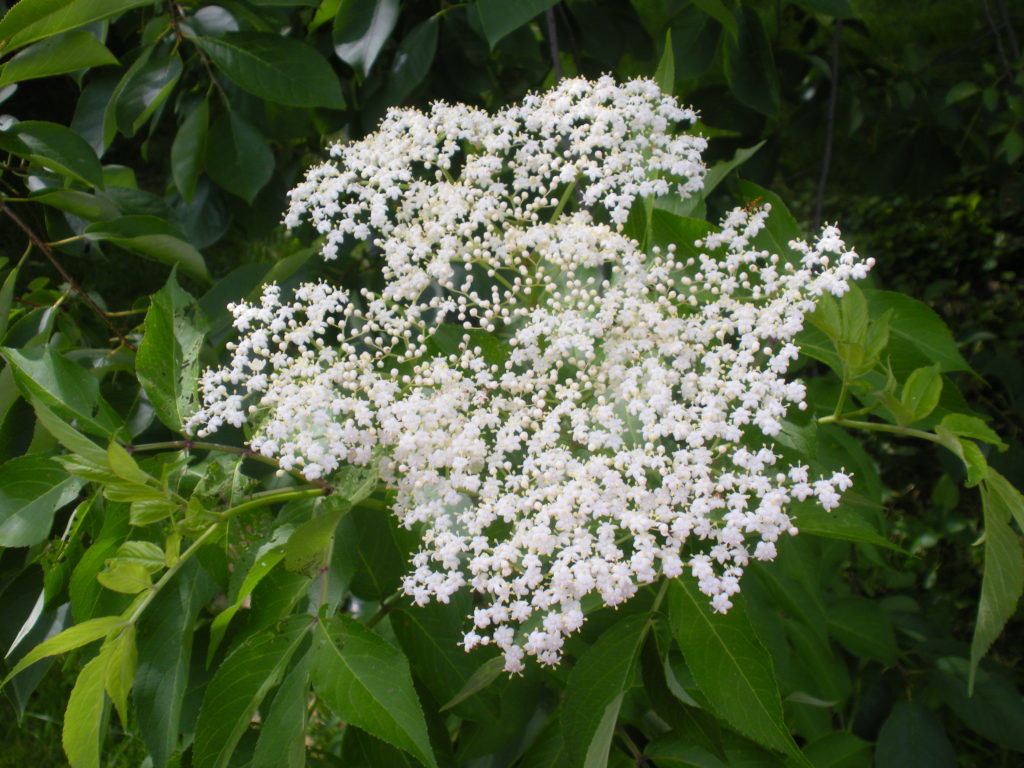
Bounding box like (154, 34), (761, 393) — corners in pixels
(0, 202), (134, 350)
(814, 20), (842, 226)
(167, 1), (229, 104)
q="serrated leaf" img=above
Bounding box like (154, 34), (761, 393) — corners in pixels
(61, 650), (107, 768)
(192, 617), (312, 768)
(969, 471), (1024, 690)
(0, 30), (116, 88)
(107, 441), (150, 485)
(136, 270), (208, 432)
(251, 650), (311, 768)
(563, 614), (648, 766)
(0, 454), (84, 547)
(863, 290), (971, 375)
(939, 413), (1006, 449)
(194, 32), (344, 108)
(476, 0), (557, 49)
(97, 560), (152, 593)
(932, 656), (1024, 754)
(332, 0), (398, 77)
(103, 625), (136, 727)
(171, 99), (208, 203)
(644, 735), (727, 768)
(875, 701), (954, 768)
(668, 581), (811, 767)
(113, 540), (164, 571)
(312, 615), (437, 768)
(3, 614), (124, 683)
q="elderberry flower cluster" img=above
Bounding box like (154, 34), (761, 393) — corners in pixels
(187, 76), (873, 672)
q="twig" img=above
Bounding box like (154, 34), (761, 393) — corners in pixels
(994, 0), (1020, 60)
(167, 0), (229, 104)
(982, 0), (1014, 83)
(545, 7), (563, 81)
(0, 203), (134, 350)
(814, 20), (842, 226)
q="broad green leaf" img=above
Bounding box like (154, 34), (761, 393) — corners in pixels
(654, 30), (674, 94)
(801, 732), (870, 768)
(205, 111), (273, 204)
(874, 701), (954, 768)
(0, 120), (104, 187)
(112, 540), (165, 571)
(932, 656), (1024, 753)
(284, 495), (353, 572)
(563, 614), (648, 767)
(29, 188), (119, 220)
(0, 454), (84, 547)
(439, 655), (504, 712)
(723, 7), (778, 115)
(702, 144), (765, 202)
(129, 498), (177, 525)
(312, 615), (437, 768)
(332, 0), (398, 77)
(946, 81), (979, 105)
(114, 49), (182, 137)
(934, 425), (988, 488)
(0, 30), (116, 87)
(171, 98), (208, 203)
(378, 16), (438, 105)
(192, 617), (312, 768)
(61, 651), (107, 768)
(969, 471), (1024, 689)
(107, 441), (151, 485)
(826, 596), (898, 667)
(668, 581), (811, 767)
(939, 413), (1007, 449)
(135, 559), (217, 768)
(3, 614), (124, 683)
(476, 0), (557, 49)
(135, 271), (208, 431)
(0, 0), (149, 54)
(194, 32), (345, 108)
(102, 625), (136, 727)
(792, 501), (901, 552)
(863, 290), (971, 375)
(84, 216), (210, 283)
(97, 560), (152, 593)
(691, 0), (738, 39)
(644, 735), (726, 768)
(737, 180), (803, 256)
(251, 650), (311, 768)
(791, 0), (854, 18)
(900, 365), (942, 423)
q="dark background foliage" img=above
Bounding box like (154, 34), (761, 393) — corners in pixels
(0, 1), (1021, 766)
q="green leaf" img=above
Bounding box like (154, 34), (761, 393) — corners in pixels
(899, 364), (942, 423)
(0, 120), (104, 187)
(562, 614), (648, 767)
(84, 216), (210, 283)
(934, 424), (989, 488)
(939, 413), (1007, 449)
(378, 16), (438, 105)
(29, 188), (119, 220)
(801, 732), (870, 768)
(332, 0), (398, 77)
(251, 650), (311, 768)
(969, 471), (1024, 690)
(135, 559), (217, 768)
(312, 615), (437, 768)
(874, 701), (955, 768)
(439, 655), (504, 712)
(476, 0), (557, 49)
(700, 143), (765, 202)
(102, 625), (136, 728)
(654, 30), (674, 94)
(0, 0), (150, 54)
(135, 271), (208, 431)
(645, 735), (727, 768)
(61, 650), (107, 768)
(0, 30), (116, 88)
(790, 0), (854, 17)
(736, 180), (803, 255)
(946, 81), (980, 105)
(107, 441), (151, 485)
(668, 581), (811, 767)
(97, 560), (152, 593)
(128, 498), (177, 525)
(723, 7), (778, 115)
(192, 617), (312, 768)
(863, 290), (972, 375)
(205, 111), (273, 205)
(826, 596), (898, 667)
(0, 454), (84, 547)
(194, 32), (345, 108)
(3, 614), (124, 684)
(171, 98), (208, 203)
(114, 49), (182, 137)
(691, 0), (738, 39)
(932, 656), (1024, 754)
(112, 540), (165, 571)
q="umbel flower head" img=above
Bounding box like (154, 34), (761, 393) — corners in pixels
(187, 76), (873, 672)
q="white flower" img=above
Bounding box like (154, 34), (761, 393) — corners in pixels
(188, 76), (873, 672)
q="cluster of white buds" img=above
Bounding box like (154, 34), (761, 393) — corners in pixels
(187, 76), (873, 672)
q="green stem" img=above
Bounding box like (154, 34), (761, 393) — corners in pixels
(549, 178), (577, 223)
(366, 591), (404, 629)
(216, 487), (326, 520)
(818, 415), (942, 445)
(126, 523), (219, 625)
(650, 578), (670, 615)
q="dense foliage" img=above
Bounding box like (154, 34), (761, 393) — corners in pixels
(0, 1), (1021, 767)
